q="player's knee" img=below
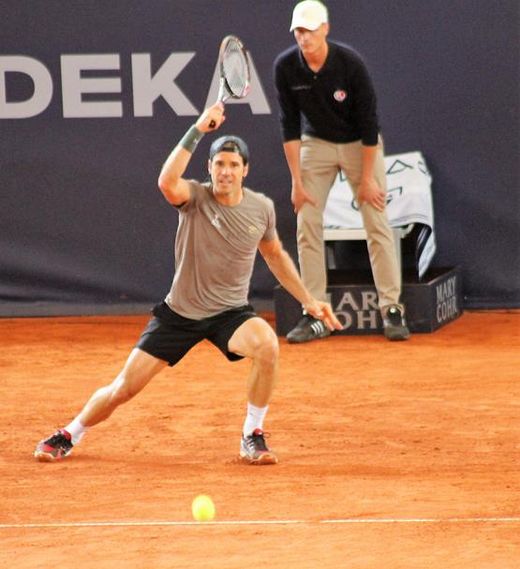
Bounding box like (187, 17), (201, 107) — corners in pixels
(254, 333), (279, 366)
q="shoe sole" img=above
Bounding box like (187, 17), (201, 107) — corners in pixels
(239, 451), (278, 465)
(287, 332), (331, 344)
(34, 449), (71, 462)
(384, 330), (411, 341)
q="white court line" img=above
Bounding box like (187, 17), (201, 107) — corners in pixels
(321, 517), (520, 524)
(1, 517), (519, 529)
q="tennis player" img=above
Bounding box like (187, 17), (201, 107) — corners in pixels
(34, 102), (341, 465)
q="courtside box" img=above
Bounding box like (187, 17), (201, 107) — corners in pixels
(274, 267), (463, 336)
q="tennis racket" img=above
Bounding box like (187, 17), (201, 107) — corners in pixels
(208, 35), (251, 128)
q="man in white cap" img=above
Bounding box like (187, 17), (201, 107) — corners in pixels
(273, 0), (410, 343)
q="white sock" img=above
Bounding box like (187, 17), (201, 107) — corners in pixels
(65, 417), (88, 445)
(242, 403), (269, 437)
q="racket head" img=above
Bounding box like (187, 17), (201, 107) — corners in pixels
(217, 35), (251, 101)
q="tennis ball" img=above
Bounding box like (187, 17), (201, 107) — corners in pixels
(191, 494), (216, 522)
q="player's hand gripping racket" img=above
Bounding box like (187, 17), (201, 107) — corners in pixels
(208, 35), (251, 128)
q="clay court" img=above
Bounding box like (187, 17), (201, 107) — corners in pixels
(1, 310), (519, 568)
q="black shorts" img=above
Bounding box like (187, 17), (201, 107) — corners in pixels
(135, 301), (257, 366)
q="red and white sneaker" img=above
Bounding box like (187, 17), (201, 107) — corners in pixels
(34, 429), (73, 462)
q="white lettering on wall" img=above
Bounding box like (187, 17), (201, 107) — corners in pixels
(0, 56), (53, 118)
(436, 276), (459, 323)
(61, 54), (122, 118)
(361, 291), (379, 311)
(333, 290), (381, 331)
(0, 52), (272, 119)
(336, 292), (360, 311)
(132, 53), (198, 117)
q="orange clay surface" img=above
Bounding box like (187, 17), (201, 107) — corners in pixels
(0, 310), (519, 568)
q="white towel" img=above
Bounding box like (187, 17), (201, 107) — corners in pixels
(323, 151), (436, 278)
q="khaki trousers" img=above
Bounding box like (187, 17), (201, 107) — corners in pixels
(297, 135), (401, 310)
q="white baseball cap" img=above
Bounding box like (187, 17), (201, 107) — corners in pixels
(290, 0), (329, 32)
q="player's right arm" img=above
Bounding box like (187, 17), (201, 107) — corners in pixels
(259, 236), (341, 332)
(158, 103), (225, 206)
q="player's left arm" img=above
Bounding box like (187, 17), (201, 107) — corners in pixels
(258, 237), (341, 331)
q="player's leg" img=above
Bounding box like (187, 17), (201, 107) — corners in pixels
(339, 138), (410, 340)
(288, 136), (339, 343)
(74, 348), (167, 427)
(34, 349), (167, 462)
(228, 316), (279, 407)
(227, 316), (280, 464)
(34, 302), (200, 462)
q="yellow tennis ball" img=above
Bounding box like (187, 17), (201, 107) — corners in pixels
(191, 495), (216, 522)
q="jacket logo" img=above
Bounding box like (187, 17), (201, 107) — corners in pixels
(333, 89), (347, 102)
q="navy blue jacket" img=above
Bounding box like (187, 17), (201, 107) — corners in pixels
(273, 41), (380, 146)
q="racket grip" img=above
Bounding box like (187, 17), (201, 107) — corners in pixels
(209, 90), (226, 129)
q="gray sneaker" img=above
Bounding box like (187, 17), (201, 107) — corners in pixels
(383, 305), (410, 341)
(240, 429), (278, 465)
(286, 314), (331, 344)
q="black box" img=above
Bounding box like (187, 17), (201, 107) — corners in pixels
(274, 267), (463, 336)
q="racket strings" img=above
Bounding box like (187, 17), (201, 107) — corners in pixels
(222, 43), (249, 97)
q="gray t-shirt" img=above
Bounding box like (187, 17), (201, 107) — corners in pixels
(165, 180), (277, 319)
